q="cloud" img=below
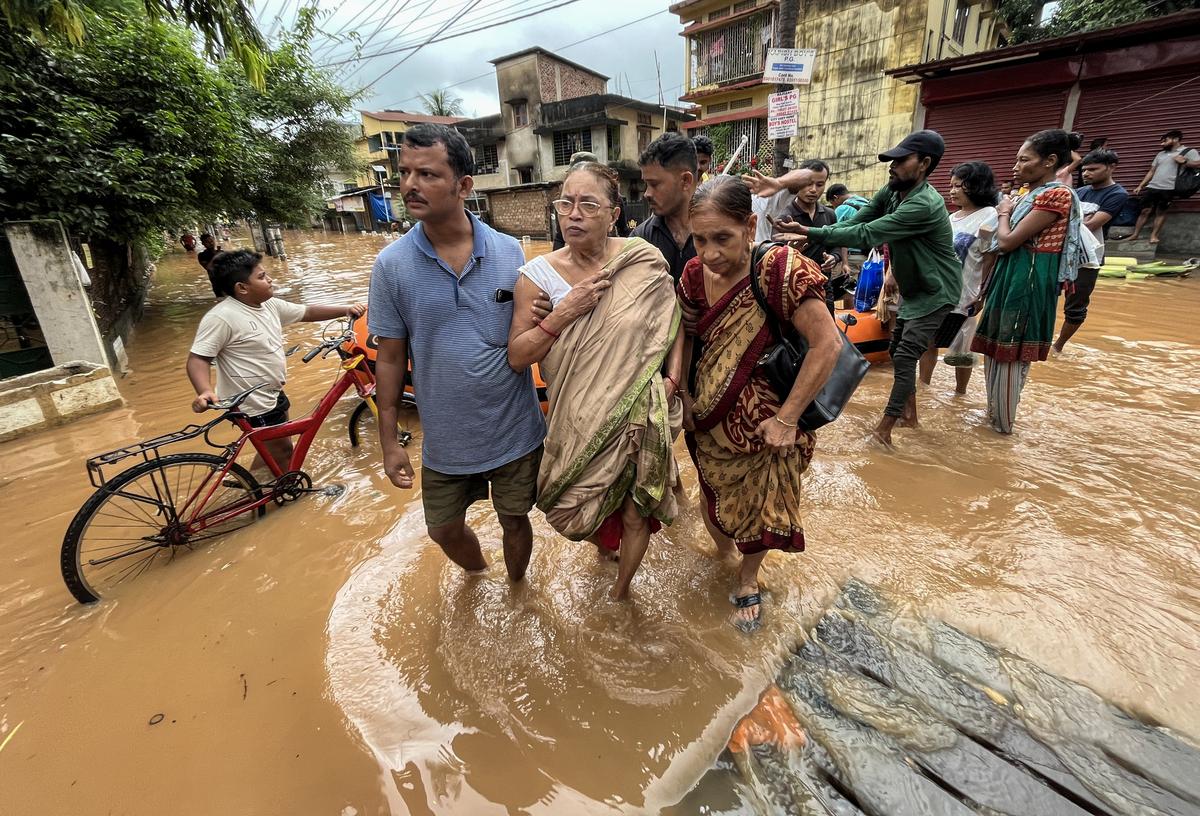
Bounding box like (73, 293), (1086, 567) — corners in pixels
(292, 0), (686, 117)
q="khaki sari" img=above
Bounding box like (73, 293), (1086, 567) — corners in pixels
(536, 238), (682, 545)
(678, 244), (826, 555)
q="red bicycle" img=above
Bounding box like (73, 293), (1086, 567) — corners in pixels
(60, 321), (410, 603)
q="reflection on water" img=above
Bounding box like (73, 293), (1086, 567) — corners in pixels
(1, 230), (1198, 814)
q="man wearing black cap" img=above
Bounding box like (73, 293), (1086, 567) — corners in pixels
(780, 130), (961, 448)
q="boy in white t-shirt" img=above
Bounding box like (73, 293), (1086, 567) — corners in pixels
(187, 250), (364, 470)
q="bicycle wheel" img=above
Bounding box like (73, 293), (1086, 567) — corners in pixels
(61, 453), (263, 603)
(347, 398), (413, 448)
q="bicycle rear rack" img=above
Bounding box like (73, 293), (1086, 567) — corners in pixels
(85, 417), (228, 488)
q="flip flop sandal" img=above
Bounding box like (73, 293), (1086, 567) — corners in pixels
(731, 592), (763, 634)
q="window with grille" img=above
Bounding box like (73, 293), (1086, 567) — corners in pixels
(729, 97), (754, 109)
(952, 0), (970, 44)
(733, 0), (757, 11)
(687, 11), (775, 92)
(637, 128), (652, 155)
(511, 101), (529, 128)
(637, 112), (652, 126)
(708, 7), (730, 21)
(708, 102), (729, 114)
(607, 126), (622, 161)
(553, 129), (592, 166)
(475, 144), (498, 175)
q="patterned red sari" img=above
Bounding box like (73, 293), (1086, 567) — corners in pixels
(678, 245), (826, 555)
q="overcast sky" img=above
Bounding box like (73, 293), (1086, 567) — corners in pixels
(255, 0), (688, 119)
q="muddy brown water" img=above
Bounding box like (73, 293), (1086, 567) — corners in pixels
(1, 230), (1197, 814)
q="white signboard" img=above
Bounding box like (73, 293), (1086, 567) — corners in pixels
(767, 89), (799, 138)
(768, 89), (799, 117)
(764, 48), (816, 85)
(767, 114), (798, 140)
(333, 196), (365, 212)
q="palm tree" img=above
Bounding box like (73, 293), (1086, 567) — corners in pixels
(419, 89), (465, 117)
(2, 0), (267, 85)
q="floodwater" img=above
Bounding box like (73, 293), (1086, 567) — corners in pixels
(1, 229), (1198, 815)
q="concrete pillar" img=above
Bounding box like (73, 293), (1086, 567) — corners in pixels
(1062, 81), (1081, 131)
(4, 221), (110, 369)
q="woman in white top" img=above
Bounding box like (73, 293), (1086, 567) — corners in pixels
(919, 161), (999, 394)
(508, 162), (684, 601)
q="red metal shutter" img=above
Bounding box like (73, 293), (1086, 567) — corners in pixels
(922, 88), (1070, 196)
(1074, 67), (1200, 211)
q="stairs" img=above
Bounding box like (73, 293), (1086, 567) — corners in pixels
(1104, 228), (1157, 262)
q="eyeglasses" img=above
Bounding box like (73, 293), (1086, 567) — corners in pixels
(552, 199), (608, 217)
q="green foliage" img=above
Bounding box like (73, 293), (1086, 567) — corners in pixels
(998, 0), (1188, 43)
(139, 228), (168, 261)
(219, 7), (361, 224)
(0, 0), (267, 86)
(0, 8), (359, 242)
(419, 89), (465, 117)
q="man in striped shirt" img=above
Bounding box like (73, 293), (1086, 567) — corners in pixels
(369, 125), (546, 581)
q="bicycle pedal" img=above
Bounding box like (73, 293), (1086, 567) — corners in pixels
(398, 430), (413, 447)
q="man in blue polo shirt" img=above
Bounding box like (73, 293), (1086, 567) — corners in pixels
(369, 124), (545, 581)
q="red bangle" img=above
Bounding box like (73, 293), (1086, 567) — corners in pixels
(536, 321), (560, 339)
(665, 374), (679, 390)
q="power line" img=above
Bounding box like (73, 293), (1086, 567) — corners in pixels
(316, 0), (479, 62)
(373, 7), (670, 109)
(323, 0), (576, 68)
(326, 0), (428, 63)
(356, 0), (488, 92)
(318, 0), (528, 62)
(314, 0), (392, 44)
(319, 0), (532, 67)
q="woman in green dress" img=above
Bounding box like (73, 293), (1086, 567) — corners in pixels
(971, 129), (1083, 434)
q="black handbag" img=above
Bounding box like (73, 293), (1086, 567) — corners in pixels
(747, 242), (870, 431)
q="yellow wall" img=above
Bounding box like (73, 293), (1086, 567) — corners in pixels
(787, 0), (1003, 195)
(675, 0), (1003, 195)
(353, 114), (410, 187)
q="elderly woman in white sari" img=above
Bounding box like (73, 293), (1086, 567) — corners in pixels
(508, 162), (684, 600)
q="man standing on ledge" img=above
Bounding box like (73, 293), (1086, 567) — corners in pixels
(369, 124), (545, 580)
(776, 130), (961, 448)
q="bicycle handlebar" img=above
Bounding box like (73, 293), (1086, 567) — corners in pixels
(205, 383), (270, 411)
(301, 327), (355, 364)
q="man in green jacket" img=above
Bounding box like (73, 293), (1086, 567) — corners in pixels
(774, 131), (961, 447)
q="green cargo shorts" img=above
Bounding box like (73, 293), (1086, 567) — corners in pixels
(421, 445), (543, 528)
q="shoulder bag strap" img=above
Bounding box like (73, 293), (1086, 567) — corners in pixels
(747, 241), (781, 333)
(747, 242), (802, 350)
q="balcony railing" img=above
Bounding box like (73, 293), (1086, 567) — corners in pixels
(687, 10), (775, 94)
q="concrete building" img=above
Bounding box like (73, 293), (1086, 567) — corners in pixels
(674, 0), (1006, 191)
(889, 9), (1200, 257)
(354, 109), (465, 186)
(455, 47), (694, 237)
(321, 111), (464, 233)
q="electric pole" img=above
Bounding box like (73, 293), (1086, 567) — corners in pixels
(773, 0), (799, 174)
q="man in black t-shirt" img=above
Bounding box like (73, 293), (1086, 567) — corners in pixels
(1055, 149), (1128, 352)
(631, 134), (697, 283)
(197, 233), (221, 271)
(774, 159), (845, 311)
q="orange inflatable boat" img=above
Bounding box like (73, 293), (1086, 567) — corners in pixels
(835, 308), (891, 363)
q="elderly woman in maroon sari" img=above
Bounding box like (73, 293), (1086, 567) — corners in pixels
(678, 176), (841, 632)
